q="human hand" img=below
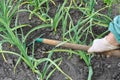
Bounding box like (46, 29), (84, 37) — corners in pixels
(88, 37), (119, 53)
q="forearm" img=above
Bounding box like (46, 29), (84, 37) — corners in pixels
(109, 15), (120, 44)
(105, 33), (119, 46)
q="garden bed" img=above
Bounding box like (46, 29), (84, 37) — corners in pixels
(0, 0), (120, 80)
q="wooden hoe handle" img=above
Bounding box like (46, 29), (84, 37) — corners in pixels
(36, 38), (120, 57)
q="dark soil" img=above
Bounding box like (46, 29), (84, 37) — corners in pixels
(0, 1), (120, 80)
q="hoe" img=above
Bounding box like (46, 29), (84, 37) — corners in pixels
(35, 38), (120, 57)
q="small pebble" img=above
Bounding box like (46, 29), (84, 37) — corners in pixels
(107, 65), (111, 68)
(117, 62), (120, 67)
